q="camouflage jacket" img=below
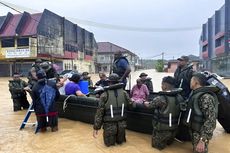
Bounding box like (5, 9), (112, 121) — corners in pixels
(93, 90), (132, 130)
(149, 96), (167, 110)
(8, 79), (28, 99)
(192, 93), (217, 141)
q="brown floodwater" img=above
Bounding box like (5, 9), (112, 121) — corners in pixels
(0, 70), (230, 153)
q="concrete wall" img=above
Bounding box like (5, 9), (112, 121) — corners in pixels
(63, 59), (95, 74)
(37, 9), (64, 56)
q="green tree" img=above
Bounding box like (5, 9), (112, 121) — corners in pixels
(155, 59), (164, 72)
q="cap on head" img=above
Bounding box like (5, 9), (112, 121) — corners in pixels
(108, 73), (119, 83)
(36, 70), (46, 79)
(139, 72), (148, 77)
(177, 56), (189, 62)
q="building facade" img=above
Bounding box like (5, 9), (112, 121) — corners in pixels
(0, 9), (97, 76)
(199, 0), (230, 76)
(96, 42), (140, 73)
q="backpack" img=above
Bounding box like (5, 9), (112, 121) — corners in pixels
(203, 72), (230, 133)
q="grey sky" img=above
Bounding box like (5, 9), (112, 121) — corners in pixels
(0, 0), (225, 59)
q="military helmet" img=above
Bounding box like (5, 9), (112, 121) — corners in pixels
(40, 61), (51, 70)
(35, 58), (42, 64)
(108, 73), (119, 82)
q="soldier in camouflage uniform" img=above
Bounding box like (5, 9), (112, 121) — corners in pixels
(144, 76), (184, 150)
(186, 73), (218, 153)
(9, 73), (30, 111)
(93, 73), (131, 147)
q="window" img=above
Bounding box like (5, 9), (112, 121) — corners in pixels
(105, 55), (110, 61)
(216, 38), (221, 47)
(17, 38), (29, 47)
(103, 66), (107, 71)
(1, 38), (15, 47)
(202, 45), (208, 52)
(73, 64), (77, 70)
(100, 56), (105, 61)
(215, 11), (220, 34)
(215, 37), (224, 47)
(65, 64), (68, 70)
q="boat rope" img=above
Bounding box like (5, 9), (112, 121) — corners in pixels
(63, 95), (75, 112)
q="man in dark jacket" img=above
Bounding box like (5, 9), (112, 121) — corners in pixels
(174, 56), (194, 141)
(174, 56), (194, 99)
(112, 51), (131, 89)
(9, 73), (30, 111)
(32, 70), (60, 132)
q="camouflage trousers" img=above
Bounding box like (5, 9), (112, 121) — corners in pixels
(103, 120), (127, 147)
(190, 131), (208, 153)
(152, 130), (177, 150)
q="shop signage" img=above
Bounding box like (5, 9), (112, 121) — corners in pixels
(5, 49), (30, 58)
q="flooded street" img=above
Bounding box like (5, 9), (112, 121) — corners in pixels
(0, 69), (230, 153)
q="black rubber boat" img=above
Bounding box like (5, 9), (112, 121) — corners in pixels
(56, 79), (230, 135)
(56, 94), (155, 134)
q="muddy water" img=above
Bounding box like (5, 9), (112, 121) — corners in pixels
(0, 70), (230, 153)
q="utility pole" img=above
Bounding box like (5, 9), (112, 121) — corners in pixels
(162, 52), (164, 62)
(109, 43), (113, 74)
(162, 52), (164, 71)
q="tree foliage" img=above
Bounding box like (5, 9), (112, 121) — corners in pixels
(155, 59), (164, 72)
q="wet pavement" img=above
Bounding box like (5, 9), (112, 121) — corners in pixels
(0, 69), (230, 153)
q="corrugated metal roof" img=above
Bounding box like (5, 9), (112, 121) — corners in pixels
(97, 42), (136, 56)
(0, 16), (6, 28)
(0, 14), (22, 37)
(0, 13), (42, 37)
(97, 42), (127, 53)
(20, 13), (42, 36)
